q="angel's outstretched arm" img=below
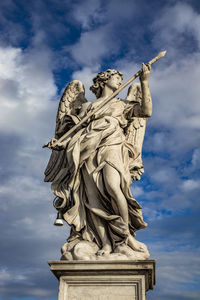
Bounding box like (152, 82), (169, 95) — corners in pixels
(133, 64), (152, 118)
(140, 63), (152, 117)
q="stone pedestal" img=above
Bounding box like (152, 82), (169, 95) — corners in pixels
(48, 260), (155, 300)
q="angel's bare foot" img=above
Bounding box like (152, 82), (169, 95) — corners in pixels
(96, 244), (112, 256)
(128, 235), (148, 252)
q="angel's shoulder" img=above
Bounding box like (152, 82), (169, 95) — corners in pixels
(116, 98), (126, 106)
(123, 99), (139, 105)
(122, 99), (140, 110)
(118, 98), (137, 105)
(122, 99), (142, 119)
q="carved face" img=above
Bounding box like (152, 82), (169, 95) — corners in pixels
(105, 74), (122, 91)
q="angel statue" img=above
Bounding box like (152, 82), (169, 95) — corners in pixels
(44, 52), (166, 260)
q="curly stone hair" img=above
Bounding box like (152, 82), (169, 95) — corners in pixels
(90, 69), (123, 98)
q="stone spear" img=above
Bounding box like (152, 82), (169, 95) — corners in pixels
(43, 51), (166, 149)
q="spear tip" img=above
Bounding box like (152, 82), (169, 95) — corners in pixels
(158, 50), (167, 58)
(148, 50), (167, 65)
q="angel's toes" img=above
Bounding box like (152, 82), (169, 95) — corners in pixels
(139, 243), (148, 252)
(96, 249), (105, 256)
(96, 245), (112, 256)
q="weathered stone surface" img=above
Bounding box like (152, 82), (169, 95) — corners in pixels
(49, 260), (155, 300)
(61, 240), (150, 261)
(44, 65), (154, 260)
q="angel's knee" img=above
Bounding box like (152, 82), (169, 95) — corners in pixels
(103, 165), (121, 197)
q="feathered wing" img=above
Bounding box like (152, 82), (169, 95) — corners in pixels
(125, 83), (147, 180)
(55, 80), (87, 138)
(44, 80), (87, 182)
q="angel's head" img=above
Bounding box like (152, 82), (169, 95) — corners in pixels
(90, 69), (123, 98)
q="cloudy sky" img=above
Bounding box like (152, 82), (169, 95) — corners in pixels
(0, 0), (200, 299)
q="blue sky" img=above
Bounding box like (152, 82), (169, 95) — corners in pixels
(0, 0), (200, 299)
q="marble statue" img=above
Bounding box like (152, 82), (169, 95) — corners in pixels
(44, 52), (166, 261)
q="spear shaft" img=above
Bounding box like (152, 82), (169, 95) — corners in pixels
(43, 51), (166, 148)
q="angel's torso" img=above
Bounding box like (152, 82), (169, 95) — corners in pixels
(75, 97), (146, 160)
(80, 98), (128, 128)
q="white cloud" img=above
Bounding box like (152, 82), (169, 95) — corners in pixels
(191, 148), (200, 169)
(0, 175), (48, 205)
(71, 0), (103, 30)
(152, 2), (200, 54)
(72, 66), (100, 101)
(27, 288), (53, 297)
(13, 217), (33, 227)
(0, 47), (20, 79)
(181, 179), (200, 191)
(151, 168), (176, 184)
(0, 269), (11, 283)
(0, 269), (27, 285)
(131, 185), (144, 197)
(150, 53), (200, 128)
(69, 25), (119, 67)
(0, 46), (57, 140)
(142, 207), (164, 222)
(151, 247), (200, 297)
(67, 0), (138, 68)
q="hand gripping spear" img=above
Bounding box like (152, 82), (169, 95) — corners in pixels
(43, 51), (166, 149)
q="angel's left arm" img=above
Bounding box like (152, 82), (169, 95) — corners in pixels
(134, 63), (152, 118)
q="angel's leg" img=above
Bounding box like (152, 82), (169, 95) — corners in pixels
(103, 164), (129, 225)
(81, 165), (112, 255)
(103, 164), (147, 252)
(90, 213), (112, 256)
